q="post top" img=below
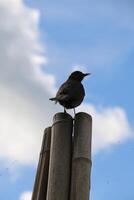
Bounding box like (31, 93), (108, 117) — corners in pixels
(53, 112), (73, 122)
(53, 112), (92, 121)
(75, 112), (92, 121)
(44, 127), (51, 133)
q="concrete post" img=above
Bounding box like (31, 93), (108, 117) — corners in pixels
(46, 113), (73, 200)
(32, 127), (51, 200)
(70, 112), (92, 200)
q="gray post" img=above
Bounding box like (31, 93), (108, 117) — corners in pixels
(32, 127), (51, 200)
(46, 113), (73, 200)
(70, 112), (92, 200)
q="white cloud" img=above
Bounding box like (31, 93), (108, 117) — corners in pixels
(19, 191), (32, 200)
(0, 0), (58, 165)
(78, 104), (133, 153)
(0, 0), (133, 169)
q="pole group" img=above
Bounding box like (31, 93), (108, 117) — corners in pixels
(32, 112), (92, 200)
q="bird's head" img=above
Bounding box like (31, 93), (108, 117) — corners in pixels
(68, 71), (91, 82)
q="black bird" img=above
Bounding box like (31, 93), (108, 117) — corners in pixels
(49, 71), (90, 114)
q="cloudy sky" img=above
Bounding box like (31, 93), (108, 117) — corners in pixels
(0, 0), (134, 199)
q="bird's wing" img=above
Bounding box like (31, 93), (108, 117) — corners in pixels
(56, 81), (81, 101)
(55, 82), (70, 101)
(49, 82), (71, 102)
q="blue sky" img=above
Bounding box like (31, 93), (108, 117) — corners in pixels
(26, 0), (134, 116)
(0, 0), (134, 199)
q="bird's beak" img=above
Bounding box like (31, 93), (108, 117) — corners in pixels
(84, 73), (91, 76)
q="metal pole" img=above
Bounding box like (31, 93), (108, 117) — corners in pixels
(32, 127), (51, 200)
(70, 112), (92, 200)
(46, 113), (73, 200)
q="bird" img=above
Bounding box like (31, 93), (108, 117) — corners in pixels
(49, 71), (90, 115)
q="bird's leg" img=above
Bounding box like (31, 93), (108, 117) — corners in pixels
(73, 108), (76, 117)
(64, 107), (67, 113)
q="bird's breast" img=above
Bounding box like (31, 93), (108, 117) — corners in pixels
(63, 82), (85, 109)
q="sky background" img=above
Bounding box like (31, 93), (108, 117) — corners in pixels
(0, 0), (134, 199)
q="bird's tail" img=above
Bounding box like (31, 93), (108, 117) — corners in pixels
(49, 97), (56, 101)
(49, 97), (57, 104)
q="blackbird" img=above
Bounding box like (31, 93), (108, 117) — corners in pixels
(49, 71), (90, 114)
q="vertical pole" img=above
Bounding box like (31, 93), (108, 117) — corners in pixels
(70, 112), (92, 200)
(47, 113), (73, 200)
(32, 127), (51, 200)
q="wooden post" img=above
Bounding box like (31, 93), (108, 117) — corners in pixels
(46, 113), (73, 200)
(70, 112), (92, 200)
(32, 127), (51, 200)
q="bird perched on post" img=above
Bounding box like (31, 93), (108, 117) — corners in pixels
(49, 71), (90, 115)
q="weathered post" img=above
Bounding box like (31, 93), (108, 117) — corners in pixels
(70, 112), (92, 200)
(46, 113), (73, 200)
(32, 127), (51, 200)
